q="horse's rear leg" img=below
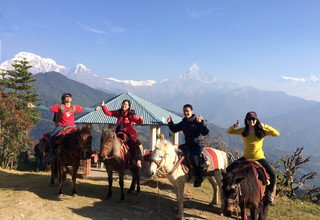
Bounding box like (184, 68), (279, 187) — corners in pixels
(175, 179), (185, 219)
(136, 160), (142, 193)
(106, 169), (113, 198)
(119, 170), (125, 201)
(71, 163), (80, 196)
(207, 176), (218, 206)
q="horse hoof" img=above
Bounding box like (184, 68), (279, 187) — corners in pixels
(136, 189), (140, 194)
(72, 192), (78, 197)
(121, 195), (125, 201)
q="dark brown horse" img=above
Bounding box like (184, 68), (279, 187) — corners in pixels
(56, 125), (92, 196)
(222, 161), (273, 220)
(34, 138), (58, 184)
(99, 129), (141, 201)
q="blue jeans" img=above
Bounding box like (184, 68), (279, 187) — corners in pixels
(49, 126), (69, 152)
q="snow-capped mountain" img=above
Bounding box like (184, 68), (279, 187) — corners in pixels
(179, 63), (215, 83)
(0, 52), (67, 74)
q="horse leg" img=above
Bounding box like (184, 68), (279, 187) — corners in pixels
(50, 161), (55, 185)
(250, 208), (258, 220)
(136, 160), (142, 193)
(175, 180), (185, 219)
(71, 162), (80, 196)
(240, 204), (247, 220)
(128, 167), (136, 194)
(119, 170), (125, 201)
(58, 165), (66, 195)
(106, 169), (113, 198)
(215, 169), (225, 208)
(207, 176), (218, 207)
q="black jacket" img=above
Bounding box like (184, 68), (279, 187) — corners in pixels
(168, 114), (209, 146)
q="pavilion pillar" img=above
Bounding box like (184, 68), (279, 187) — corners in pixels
(150, 126), (157, 150)
(172, 132), (179, 145)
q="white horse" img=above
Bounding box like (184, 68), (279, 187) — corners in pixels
(149, 139), (228, 219)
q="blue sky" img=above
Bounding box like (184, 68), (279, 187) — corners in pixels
(1, 0), (320, 93)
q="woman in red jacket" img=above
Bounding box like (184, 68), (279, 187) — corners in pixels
(100, 99), (144, 166)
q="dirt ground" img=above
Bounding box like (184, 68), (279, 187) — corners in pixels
(0, 168), (231, 220)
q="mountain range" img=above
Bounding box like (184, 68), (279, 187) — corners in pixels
(1, 52), (320, 157)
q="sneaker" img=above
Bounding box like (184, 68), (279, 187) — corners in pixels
(267, 191), (275, 205)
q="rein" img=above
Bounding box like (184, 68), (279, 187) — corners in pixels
(152, 152), (185, 176)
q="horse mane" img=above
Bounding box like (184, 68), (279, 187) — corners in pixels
(101, 129), (121, 160)
(155, 139), (177, 156)
(229, 164), (261, 205)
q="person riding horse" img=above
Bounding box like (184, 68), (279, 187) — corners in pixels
(100, 99), (144, 167)
(226, 111), (280, 205)
(167, 104), (209, 187)
(28, 93), (98, 161)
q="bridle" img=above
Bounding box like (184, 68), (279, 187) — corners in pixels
(151, 148), (185, 176)
(225, 183), (242, 220)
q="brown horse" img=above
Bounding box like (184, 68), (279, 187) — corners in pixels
(34, 138), (59, 184)
(99, 129), (141, 201)
(222, 160), (273, 220)
(56, 125), (92, 196)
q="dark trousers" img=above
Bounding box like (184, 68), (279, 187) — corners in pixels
(226, 157), (276, 193)
(179, 144), (202, 179)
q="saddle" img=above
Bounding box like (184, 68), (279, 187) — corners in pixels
(236, 160), (270, 186)
(42, 127), (77, 144)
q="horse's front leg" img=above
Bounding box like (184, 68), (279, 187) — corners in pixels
(71, 162), (80, 196)
(175, 177), (186, 219)
(106, 169), (113, 198)
(250, 208), (258, 220)
(119, 170), (125, 201)
(128, 167), (136, 194)
(50, 161), (55, 185)
(240, 203), (247, 220)
(58, 164), (66, 195)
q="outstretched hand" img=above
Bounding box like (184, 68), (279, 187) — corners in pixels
(27, 102), (35, 108)
(95, 106), (101, 111)
(196, 115), (203, 123)
(233, 120), (240, 128)
(167, 116), (172, 123)
(101, 100), (105, 106)
(139, 115), (143, 120)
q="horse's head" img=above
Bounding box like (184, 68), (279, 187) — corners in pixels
(99, 129), (122, 161)
(149, 139), (177, 177)
(222, 171), (245, 216)
(77, 125), (93, 158)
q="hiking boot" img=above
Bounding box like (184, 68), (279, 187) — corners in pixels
(267, 191), (275, 205)
(194, 176), (203, 188)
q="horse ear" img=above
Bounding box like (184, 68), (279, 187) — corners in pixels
(235, 176), (245, 184)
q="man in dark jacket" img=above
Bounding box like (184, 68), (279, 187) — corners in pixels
(167, 104), (209, 187)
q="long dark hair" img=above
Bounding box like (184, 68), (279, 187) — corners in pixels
(242, 118), (265, 138)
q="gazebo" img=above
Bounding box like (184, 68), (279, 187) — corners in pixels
(75, 92), (182, 150)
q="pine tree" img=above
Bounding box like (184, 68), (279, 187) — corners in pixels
(1, 59), (40, 123)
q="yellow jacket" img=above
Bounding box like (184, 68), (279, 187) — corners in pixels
(227, 124), (280, 160)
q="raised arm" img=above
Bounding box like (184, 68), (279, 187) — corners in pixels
(168, 116), (183, 133)
(100, 100), (119, 117)
(263, 124), (280, 137)
(227, 120), (244, 135)
(130, 114), (144, 125)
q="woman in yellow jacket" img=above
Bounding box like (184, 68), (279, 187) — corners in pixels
(226, 111), (280, 204)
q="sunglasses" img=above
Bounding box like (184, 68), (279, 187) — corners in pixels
(247, 118), (256, 121)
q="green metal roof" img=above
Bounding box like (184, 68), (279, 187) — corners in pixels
(75, 92), (182, 126)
